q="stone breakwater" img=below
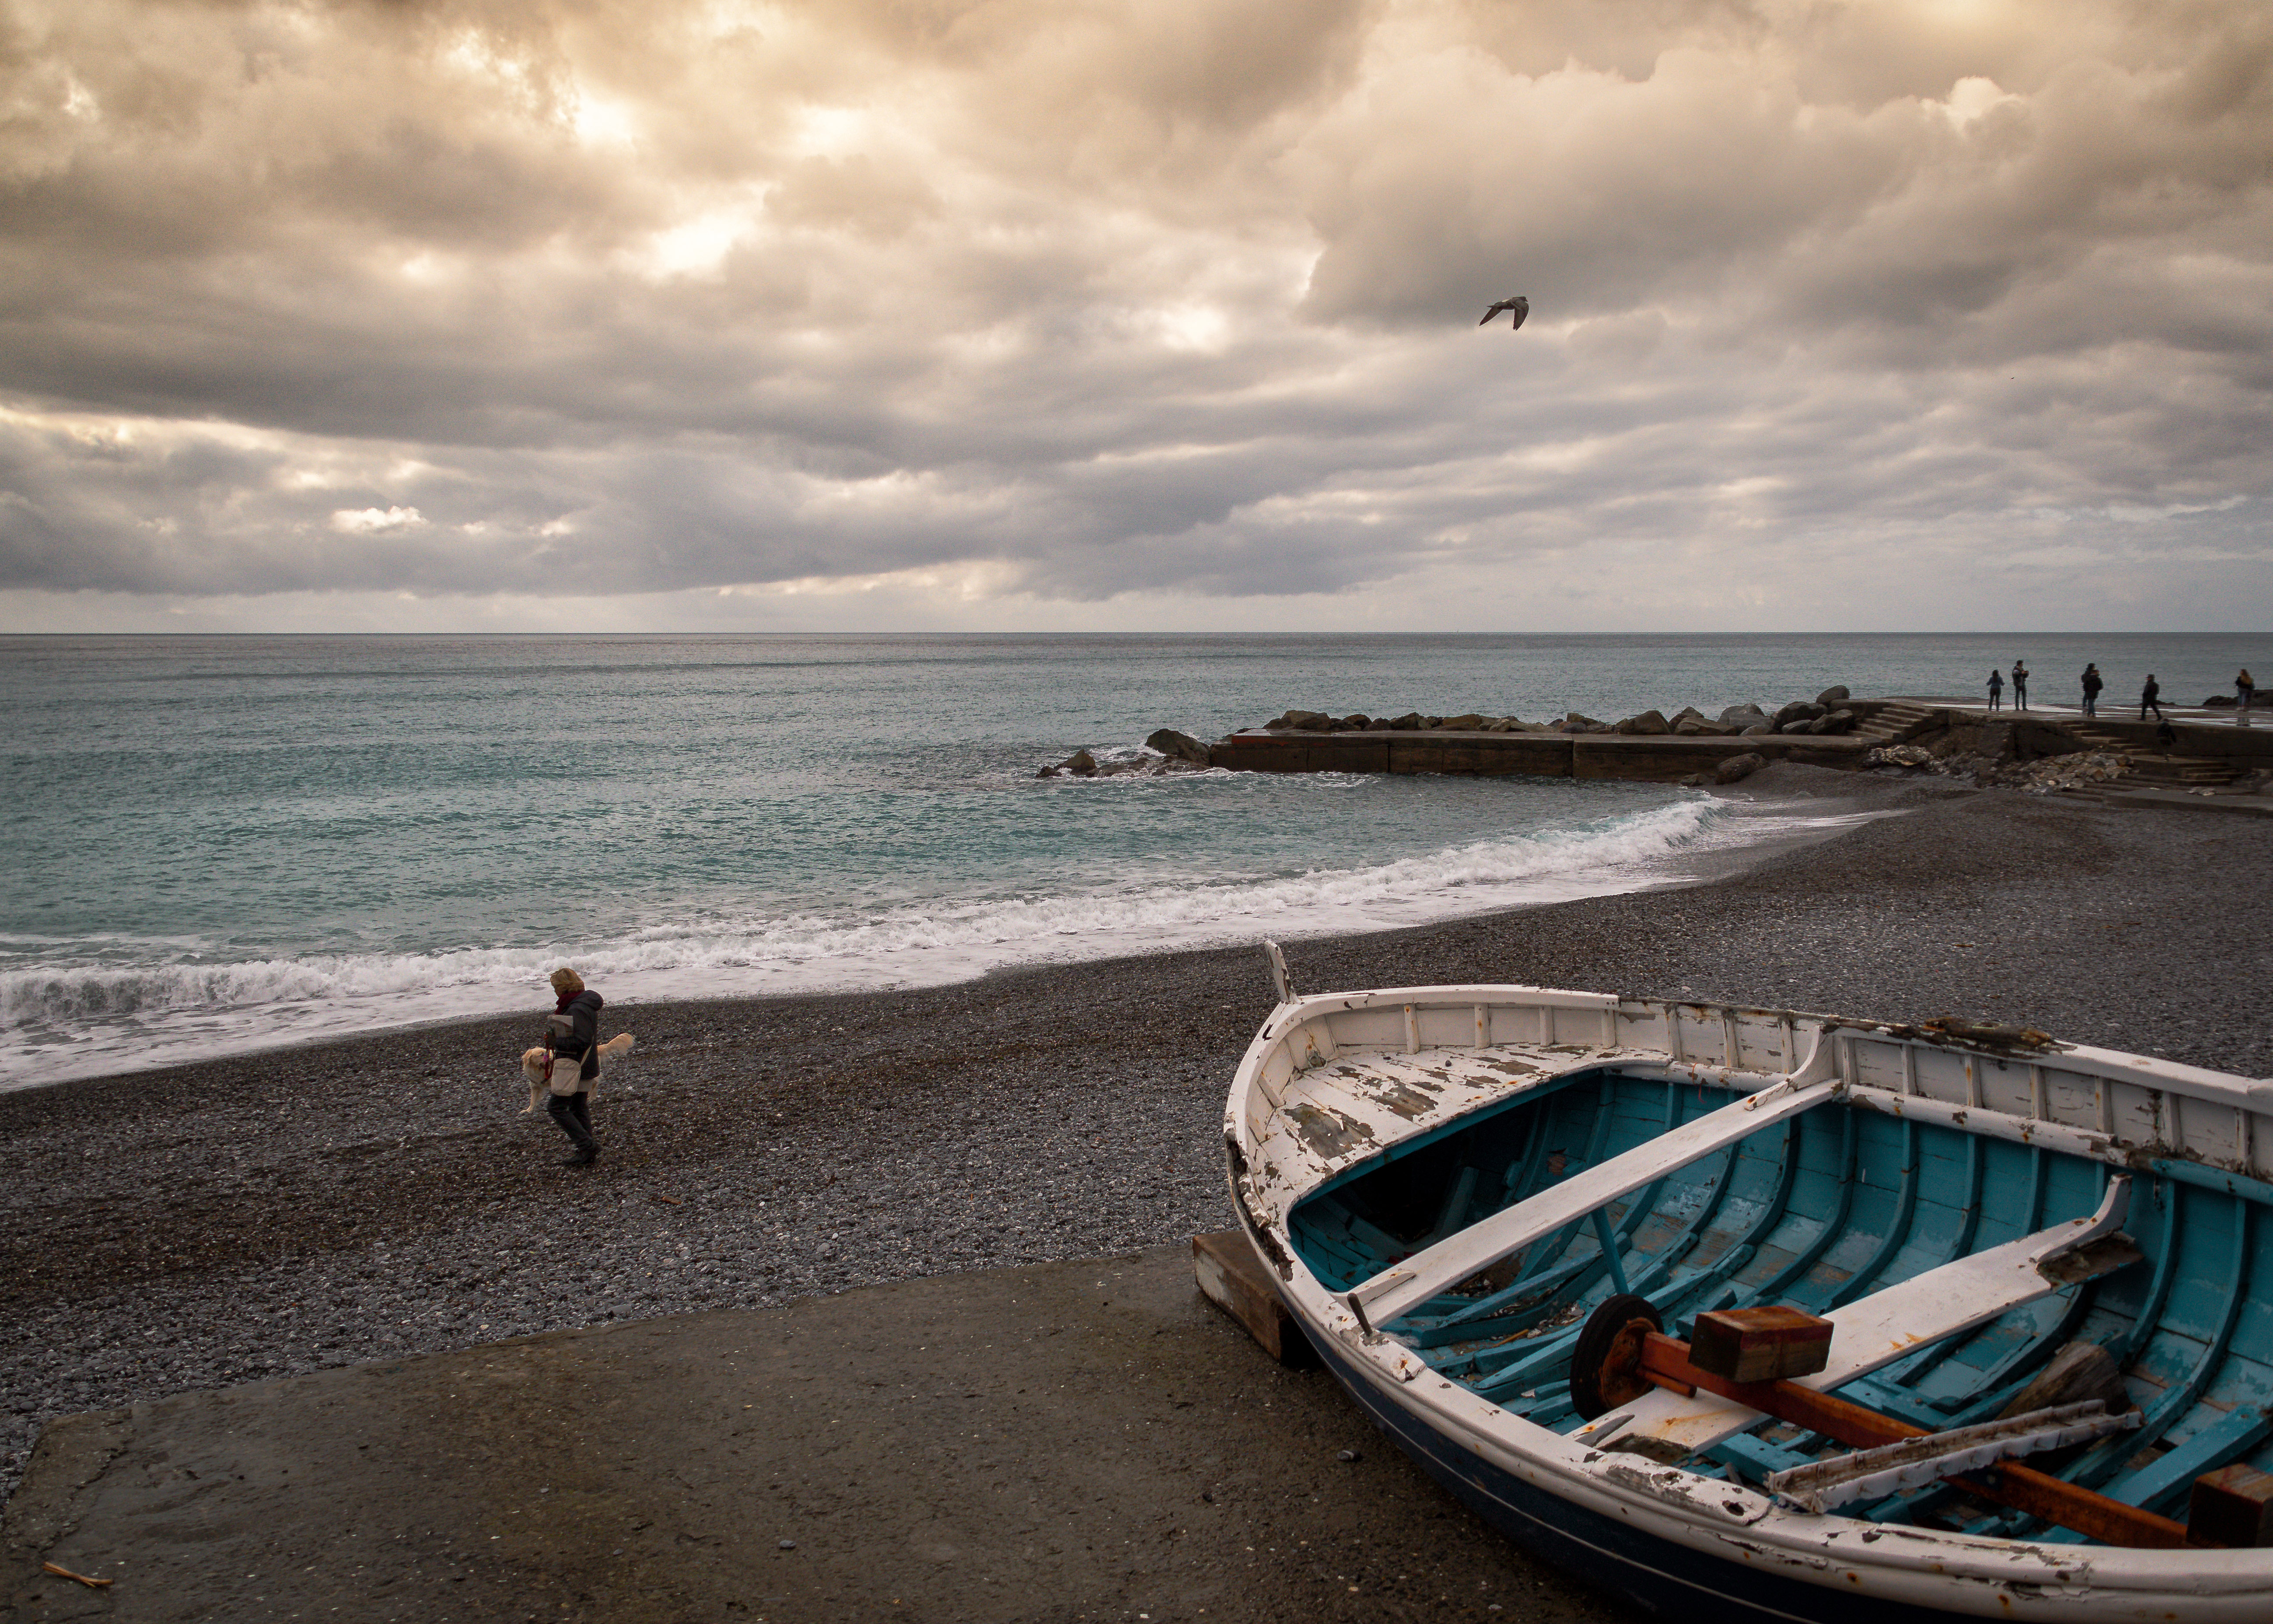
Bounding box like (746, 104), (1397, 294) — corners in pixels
(1038, 692), (2273, 794)
(1255, 682), (1867, 742)
(1037, 691), (1872, 783)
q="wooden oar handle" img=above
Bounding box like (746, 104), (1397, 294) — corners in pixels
(1634, 1332), (2191, 1549)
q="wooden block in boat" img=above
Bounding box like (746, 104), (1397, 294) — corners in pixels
(1996, 1340), (2127, 1420)
(1688, 1306), (1833, 1384)
(1192, 1231), (1315, 1367)
(2189, 1463), (2273, 1548)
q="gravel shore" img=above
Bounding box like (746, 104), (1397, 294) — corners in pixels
(4, 780), (2266, 1508)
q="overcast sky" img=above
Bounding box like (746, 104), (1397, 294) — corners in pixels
(0, 0), (2266, 633)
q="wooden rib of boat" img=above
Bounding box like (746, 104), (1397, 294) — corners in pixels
(1224, 945), (2273, 1621)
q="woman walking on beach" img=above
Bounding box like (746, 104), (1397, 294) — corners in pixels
(2081, 663), (2103, 717)
(543, 967), (605, 1167)
(2141, 674), (2164, 722)
(1986, 668), (2003, 711)
(2011, 660), (2029, 709)
(2239, 668), (2256, 721)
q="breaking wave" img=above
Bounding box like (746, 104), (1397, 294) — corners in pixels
(0, 795), (1810, 1089)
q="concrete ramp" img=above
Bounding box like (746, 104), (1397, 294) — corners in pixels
(3, 1246), (1611, 1624)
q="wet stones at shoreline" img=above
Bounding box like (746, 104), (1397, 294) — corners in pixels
(1873, 745), (2138, 795)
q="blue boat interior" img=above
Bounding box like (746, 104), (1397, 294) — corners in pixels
(1286, 1066), (2273, 1542)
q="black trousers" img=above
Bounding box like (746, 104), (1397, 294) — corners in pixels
(546, 1089), (596, 1154)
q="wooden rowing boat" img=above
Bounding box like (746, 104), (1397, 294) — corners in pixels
(1224, 944), (2273, 1620)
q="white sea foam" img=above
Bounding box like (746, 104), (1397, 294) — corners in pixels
(0, 798), (1870, 1089)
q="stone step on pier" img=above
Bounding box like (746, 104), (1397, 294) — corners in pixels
(2057, 720), (2245, 788)
(1853, 701), (1939, 746)
(1978, 710), (2263, 791)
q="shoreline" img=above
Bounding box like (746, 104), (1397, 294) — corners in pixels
(0, 766), (1889, 1096)
(4, 785), (2268, 1509)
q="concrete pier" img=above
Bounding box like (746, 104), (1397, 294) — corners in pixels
(1208, 727), (1867, 779)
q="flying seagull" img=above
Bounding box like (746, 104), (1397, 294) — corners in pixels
(1479, 296), (1529, 330)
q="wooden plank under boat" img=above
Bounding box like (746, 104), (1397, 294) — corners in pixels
(1224, 945), (2273, 1621)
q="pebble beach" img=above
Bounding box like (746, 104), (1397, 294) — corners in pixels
(4, 772), (2268, 1509)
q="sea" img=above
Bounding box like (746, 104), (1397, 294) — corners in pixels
(2, 632), (2257, 1090)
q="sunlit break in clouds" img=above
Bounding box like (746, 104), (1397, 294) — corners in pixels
(0, 0), (2267, 633)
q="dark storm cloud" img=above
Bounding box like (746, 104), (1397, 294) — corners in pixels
(0, 0), (2266, 623)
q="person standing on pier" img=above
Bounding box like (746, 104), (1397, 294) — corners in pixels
(2141, 674), (2164, 722)
(2239, 668), (2256, 721)
(1986, 668), (2003, 710)
(2081, 663), (2103, 717)
(2011, 660), (2029, 709)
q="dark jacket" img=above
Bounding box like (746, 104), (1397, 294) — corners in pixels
(550, 990), (605, 1083)
(2081, 669), (2102, 695)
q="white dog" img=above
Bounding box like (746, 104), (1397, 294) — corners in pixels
(518, 1033), (635, 1113)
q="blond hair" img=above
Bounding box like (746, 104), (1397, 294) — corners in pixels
(549, 967), (584, 995)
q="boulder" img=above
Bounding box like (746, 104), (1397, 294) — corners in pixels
(1741, 725), (1773, 737)
(1615, 709), (1671, 735)
(1713, 752), (1766, 784)
(1820, 708), (1857, 735)
(1040, 749), (1098, 778)
(1562, 711), (1608, 733)
(1365, 717), (1395, 731)
(1815, 684), (1851, 708)
(1282, 710), (1332, 732)
(1387, 712), (1425, 730)
(1145, 728), (1212, 766)
(1443, 713), (1487, 731)
(1340, 714), (1372, 730)
(1718, 703), (1770, 730)
(1773, 700), (1825, 727)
